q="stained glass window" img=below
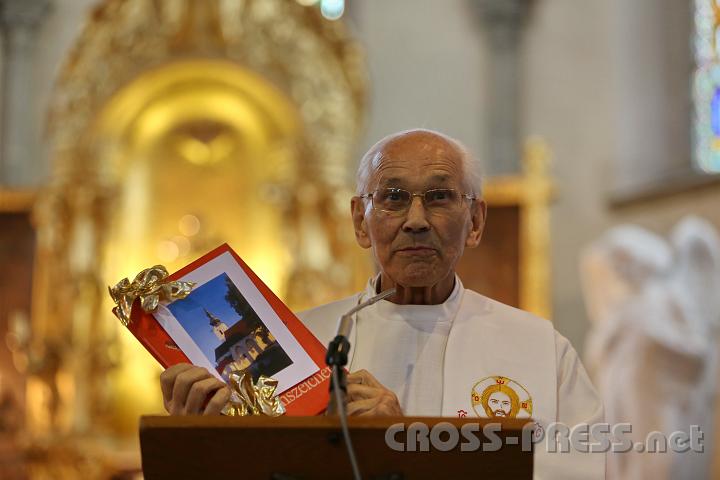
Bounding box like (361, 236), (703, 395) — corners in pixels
(693, 0), (720, 172)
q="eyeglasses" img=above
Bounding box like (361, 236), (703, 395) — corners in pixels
(359, 187), (476, 215)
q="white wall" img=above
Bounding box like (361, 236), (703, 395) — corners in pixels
(610, 0), (692, 192)
(348, 0), (488, 179)
(0, 0), (97, 185)
(520, 0), (720, 357)
(522, 0), (617, 351)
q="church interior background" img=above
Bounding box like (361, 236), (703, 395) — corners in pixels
(1, 0), (720, 478)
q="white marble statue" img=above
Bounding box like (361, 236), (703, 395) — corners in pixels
(581, 216), (720, 480)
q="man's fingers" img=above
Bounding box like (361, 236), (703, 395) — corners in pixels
(170, 367), (213, 414)
(346, 385), (403, 416)
(344, 369), (403, 416)
(347, 398), (378, 416)
(375, 391), (403, 416)
(347, 369), (382, 388)
(348, 396), (402, 417)
(204, 387), (231, 415)
(184, 377), (226, 415)
(346, 371), (361, 383)
(346, 383), (382, 402)
(160, 363), (194, 410)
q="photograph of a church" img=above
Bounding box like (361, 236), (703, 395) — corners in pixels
(167, 273), (293, 381)
(207, 306), (292, 379)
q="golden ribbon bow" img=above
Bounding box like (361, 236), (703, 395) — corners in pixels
(221, 367), (286, 417)
(109, 265), (195, 327)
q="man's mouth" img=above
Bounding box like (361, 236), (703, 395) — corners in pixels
(395, 246), (437, 256)
(493, 410), (507, 417)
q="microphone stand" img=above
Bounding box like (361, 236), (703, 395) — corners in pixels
(325, 287), (396, 480)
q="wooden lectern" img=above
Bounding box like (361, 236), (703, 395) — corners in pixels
(140, 415), (533, 479)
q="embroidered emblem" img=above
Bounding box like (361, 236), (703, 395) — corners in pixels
(470, 375), (533, 419)
(531, 421), (544, 441)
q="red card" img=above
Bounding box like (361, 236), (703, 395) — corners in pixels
(117, 244), (330, 416)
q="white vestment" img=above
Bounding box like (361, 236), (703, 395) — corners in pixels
(298, 276), (605, 480)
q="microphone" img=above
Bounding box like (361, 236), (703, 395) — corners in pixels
(333, 287), (397, 351)
(324, 287), (395, 480)
(325, 287), (397, 411)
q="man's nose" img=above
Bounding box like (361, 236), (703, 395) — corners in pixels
(402, 196), (431, 233)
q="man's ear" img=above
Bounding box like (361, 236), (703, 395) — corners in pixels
(465, 199), (487, 249)
(351, 196), (372, 249)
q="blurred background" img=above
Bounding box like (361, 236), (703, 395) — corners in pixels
(1, 0), (719, 478)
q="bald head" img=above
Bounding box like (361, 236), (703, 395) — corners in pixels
(355, 129), (482, 196)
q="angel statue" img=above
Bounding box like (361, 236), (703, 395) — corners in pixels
(580, 216), (720, 480)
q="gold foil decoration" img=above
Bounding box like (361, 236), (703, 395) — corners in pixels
(221, 367), (285, 417)
(108, 265), (195, 326)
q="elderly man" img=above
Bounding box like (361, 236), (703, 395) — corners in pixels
(160, 129), (604, 479)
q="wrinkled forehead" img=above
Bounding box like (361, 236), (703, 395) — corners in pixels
(368, 135), (465, 188)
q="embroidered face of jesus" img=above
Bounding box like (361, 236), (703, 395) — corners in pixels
(488, 392), (512, 417)
(481, 384), (520, 418)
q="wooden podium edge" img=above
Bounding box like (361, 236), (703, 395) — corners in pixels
(139, 415), (535, 479)
(140, 414), (531, 430)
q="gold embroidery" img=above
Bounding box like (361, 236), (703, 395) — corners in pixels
(471, 375), (533, 419)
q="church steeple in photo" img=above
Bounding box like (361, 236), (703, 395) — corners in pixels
(205, 308), (229, 341)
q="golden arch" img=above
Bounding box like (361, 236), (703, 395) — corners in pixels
(96, 60), (301, 156)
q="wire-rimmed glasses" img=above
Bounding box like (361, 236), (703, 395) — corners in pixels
(359, 187), (476, 215)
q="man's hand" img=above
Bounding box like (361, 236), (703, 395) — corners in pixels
(346, 369), (403, 416)
(160, 363), (230, 415)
